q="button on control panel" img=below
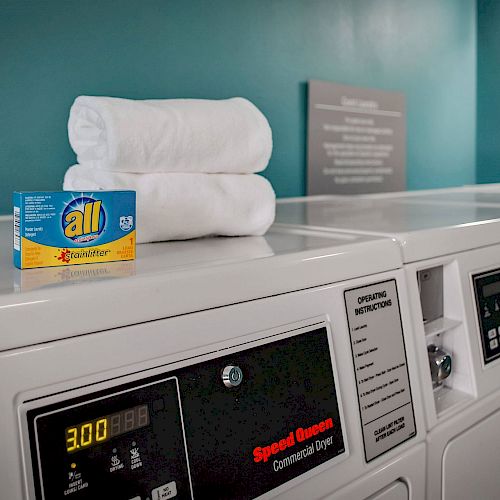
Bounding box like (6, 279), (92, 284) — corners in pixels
(152, 481), (177, 499)
(222, 365), (243, 388)
(473, 269), (500, 364)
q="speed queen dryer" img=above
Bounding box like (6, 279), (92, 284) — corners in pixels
(0, 219), (425, 500)
(274, 190), (500, 499)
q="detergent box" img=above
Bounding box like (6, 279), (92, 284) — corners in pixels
(13, 191), (136, 269)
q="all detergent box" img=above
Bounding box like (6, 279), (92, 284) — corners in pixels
(13, 191), (136, 269)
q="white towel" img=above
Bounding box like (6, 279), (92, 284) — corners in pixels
(63, 165), (276, 243)
(68, 96), (272, 174)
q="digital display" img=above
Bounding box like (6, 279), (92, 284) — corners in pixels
(65, 404), (149, 453)
(483, 280), (500, 298)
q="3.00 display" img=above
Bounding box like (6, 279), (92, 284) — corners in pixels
(65, 404), (149, 453)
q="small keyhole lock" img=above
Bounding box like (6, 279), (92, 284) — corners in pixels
(222, 365), (243, 388)
(428, 344), (452, 386)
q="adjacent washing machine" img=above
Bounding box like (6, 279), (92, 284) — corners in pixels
(0, 218), (425, 500)
(274, 188), (500, 499)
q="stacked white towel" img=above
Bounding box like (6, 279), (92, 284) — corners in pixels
(63, 96), (275, 243)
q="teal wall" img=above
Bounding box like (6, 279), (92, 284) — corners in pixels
(1, 0), (476, 215)
(477, 0), (500, 183)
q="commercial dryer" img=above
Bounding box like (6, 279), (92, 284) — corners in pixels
(0, 218), (425, 500)
(274, 189), (500, 499)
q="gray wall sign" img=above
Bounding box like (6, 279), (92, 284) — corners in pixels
(308, 80), (406, 195)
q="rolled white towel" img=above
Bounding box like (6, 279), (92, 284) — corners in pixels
(68, 96), (272, 174)
(63, 165), (276, 243)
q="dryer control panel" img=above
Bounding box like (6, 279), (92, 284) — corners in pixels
(25, 327), (347, 500)
(473, 268), (500, 364)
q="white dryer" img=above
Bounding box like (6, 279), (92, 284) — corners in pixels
(0, 219), (425, 500)
(274, 188), (500, 499)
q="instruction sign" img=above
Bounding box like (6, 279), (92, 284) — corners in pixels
(308, 80), (406, 194)
(344, 279), (416, 462)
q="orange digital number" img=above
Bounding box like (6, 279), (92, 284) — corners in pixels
(66, 427), (78, 452)
(96, 418), (108, 442)
(80, 423), (92, 447)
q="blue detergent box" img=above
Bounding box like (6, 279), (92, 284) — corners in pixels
(13, 191), (136, 269)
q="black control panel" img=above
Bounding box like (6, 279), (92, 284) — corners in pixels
(27, 327), (346, 500)
(473, 268), (500, 364)
(29, 378), (191, 499)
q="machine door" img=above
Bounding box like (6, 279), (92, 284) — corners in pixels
(442, 408), (500, 499)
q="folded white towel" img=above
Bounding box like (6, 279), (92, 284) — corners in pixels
(68, 96), (272, 174)
(63, 165), (276, 243)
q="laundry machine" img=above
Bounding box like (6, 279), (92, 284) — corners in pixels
(274, 188), (500, 499)
(0, 217), (425, 500)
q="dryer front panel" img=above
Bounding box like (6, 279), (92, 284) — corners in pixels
(25, 326), (346, 500)
(2, 268), (424, 500)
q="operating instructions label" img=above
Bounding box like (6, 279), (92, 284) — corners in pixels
(344, 279), (416, 462)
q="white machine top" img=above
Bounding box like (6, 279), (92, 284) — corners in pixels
(275, 194), (500, 263)
(355, 184), (500, 207)
(0, 219), (400, 351)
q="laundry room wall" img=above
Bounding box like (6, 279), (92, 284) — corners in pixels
(0, 0), (476, 214)
(477, 0), (500, 184)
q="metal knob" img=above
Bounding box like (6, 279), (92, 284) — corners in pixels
(428, 344), (452, 386)
(222, 365), (243, 388)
